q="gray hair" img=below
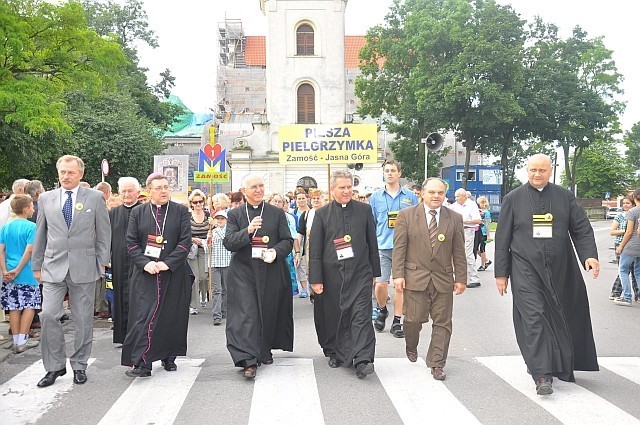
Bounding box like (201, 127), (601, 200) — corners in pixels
(56, 155), (85, 174)
(454, 188), (467, 197)
(330, 170), (353, 189)
(12, 178), (30, 193)
(23, 180), (44, 197)
(94, 182), (112, 193)
(118, 177), (140, 191)
(241, 174), (262, 189)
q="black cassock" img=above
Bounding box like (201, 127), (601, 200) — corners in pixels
(223, 202), (294, 367)
(109, 201), (139, 344)
(309, 200), (381, 366)
(495, 183), (599, 382)
(121, 201), (192, 367)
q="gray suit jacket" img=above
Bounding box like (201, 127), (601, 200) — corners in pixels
(392, 204), (467, 293)
(32, 186), (111, 283)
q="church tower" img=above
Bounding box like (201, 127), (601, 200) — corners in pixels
(261, 0), (348, 151)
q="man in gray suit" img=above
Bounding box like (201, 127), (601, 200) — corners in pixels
(392, 178), (467, 380)
(32, 155), (111, 387)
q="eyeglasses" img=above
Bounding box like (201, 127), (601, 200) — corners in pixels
(192, 200), (204, 204)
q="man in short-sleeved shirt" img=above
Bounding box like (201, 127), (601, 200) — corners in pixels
(369, 161), (418, 338)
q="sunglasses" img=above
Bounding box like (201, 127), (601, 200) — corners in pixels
(192, 200), (204, 204)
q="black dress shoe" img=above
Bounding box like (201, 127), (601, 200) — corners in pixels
(125, 366), (151, 378)
(535, 376), (553, 395)
(73, 370), (87, 384)
(243, 365), (257, 379)
(466, 282), (481, 288)
(264, 355), (274, 365)
(355, 361), (375, 379)
(328, 357), (341, 368)
(161, 359), (177, 371)
(37, 368), (67, 388)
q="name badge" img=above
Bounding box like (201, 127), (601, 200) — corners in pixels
(532, 214), (553, 239)
(333, 236), (354, 260)
(144, 235), (163, 258)
(251, 237), (267, 259)
(387, 211), (399, 229)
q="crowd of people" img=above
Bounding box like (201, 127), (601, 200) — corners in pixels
(0, 152), (612, 396)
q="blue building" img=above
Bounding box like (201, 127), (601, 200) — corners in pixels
(441, 165), (502, 206)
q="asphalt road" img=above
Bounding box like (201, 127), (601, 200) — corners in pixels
(1, 219), (639, 425)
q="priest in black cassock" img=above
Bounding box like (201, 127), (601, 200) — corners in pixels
(121, 173), (192, 377)
(494, 154), (600, 396)
(109, 177), (140, 344)
(223, 174), (294, 379)
(309, 170), (381, 379)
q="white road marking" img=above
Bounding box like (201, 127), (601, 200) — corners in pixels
(98, 358), (204, 425)
(0, 358), (96, 425)
(248, 358), (324, 425)
(477, 356), (640, 425)
(599, 357), (640, 386)
(375, 358), (480, 425)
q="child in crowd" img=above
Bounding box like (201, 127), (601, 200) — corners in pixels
(0, 195), (41, 353)
(210, 210), (232, 325)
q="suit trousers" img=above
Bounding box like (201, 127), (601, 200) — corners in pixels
(403, 280), (453, 368)
(40, 272), (95, 371)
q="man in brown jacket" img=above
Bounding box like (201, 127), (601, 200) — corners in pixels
(392, 178), (467, 380)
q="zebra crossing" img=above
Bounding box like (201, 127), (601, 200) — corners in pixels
(2, 355), (640, 425)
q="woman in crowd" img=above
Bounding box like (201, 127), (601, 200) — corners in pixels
(269, 193), (299, 296)
(0, 195), (41, 353)
(296, 188), (323, 300)
(188, 189), (212, 314)
(609, 196), (638, 301)
(476, 196), (493, 271)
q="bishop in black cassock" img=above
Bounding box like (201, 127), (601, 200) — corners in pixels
(223, 175), (293, 379)
(309, 171), (381, 379)
(494, 154), (599, 395)
(121, 175), (192, 376)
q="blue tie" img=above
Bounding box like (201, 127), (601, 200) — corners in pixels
(62, 190), (73, 228)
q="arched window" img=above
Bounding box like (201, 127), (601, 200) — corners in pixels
(297, 176), (318, 190)
(296, 24), (314, 56)
(297, 84), (315, 124)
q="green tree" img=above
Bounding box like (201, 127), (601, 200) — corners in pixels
(624, 122), (640, 187)
(64, 90), (166, 186)
(562, 138), (632, 198)
(82, 0), (180, 128)
(356, 0), (526, 187)
(0, 0), (126, 135)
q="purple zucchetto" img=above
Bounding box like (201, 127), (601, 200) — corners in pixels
(146, 172), (165, 186)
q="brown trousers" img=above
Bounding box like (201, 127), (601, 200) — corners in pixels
(403, 281), (453, 368)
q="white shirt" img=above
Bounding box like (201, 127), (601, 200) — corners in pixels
(423, 205), (442, 227)
(0, 195), (15, 229)
(60, 186), (79, 220)
(448, 199), (481, 228)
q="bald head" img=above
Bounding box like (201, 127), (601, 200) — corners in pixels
(527, 154), (552, 189)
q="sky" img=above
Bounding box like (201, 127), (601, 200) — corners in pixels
(138, 0), (638, 132)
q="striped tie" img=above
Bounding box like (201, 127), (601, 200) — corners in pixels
(429, 209), (437, 248)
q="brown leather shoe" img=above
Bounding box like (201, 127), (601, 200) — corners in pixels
(431, 367), (446, 380)
(243, 365), (257, 379)
(405, 347), (418, 363)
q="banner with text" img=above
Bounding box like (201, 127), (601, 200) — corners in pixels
(278, 124), (378, 165)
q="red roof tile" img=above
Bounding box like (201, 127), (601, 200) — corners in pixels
(344, 36), (367, 69)
(245, 36), (266, 66)
(241, 35), (369, 69)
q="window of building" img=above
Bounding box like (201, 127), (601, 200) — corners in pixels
(297, 84), (315, 124)
(456, 171), (476, 182)
(296, 24), (314, 56)
(297, 176), (317, 189)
